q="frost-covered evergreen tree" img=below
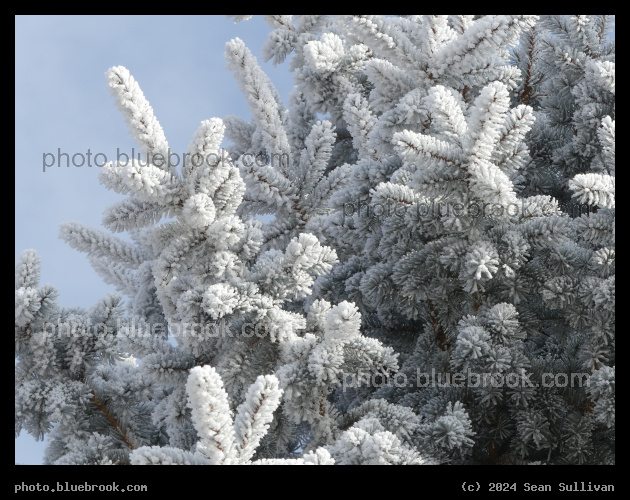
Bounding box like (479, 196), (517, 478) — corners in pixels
(511, 15), (615, 200)
(15, 61), (400, 463)
(234, 15), (614, 464)
(17, 14), (614, 465)
(131, 364), (424, 465)
(15, 250), (160, 464)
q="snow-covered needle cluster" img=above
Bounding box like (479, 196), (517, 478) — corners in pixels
(17, 15), (614, 465)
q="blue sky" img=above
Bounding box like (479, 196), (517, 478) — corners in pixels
(15, 14), (294, 465)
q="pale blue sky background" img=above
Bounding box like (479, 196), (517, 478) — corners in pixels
(15, 14), (294, 465)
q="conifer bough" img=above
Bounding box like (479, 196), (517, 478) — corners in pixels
(16, 14), (614, 465)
